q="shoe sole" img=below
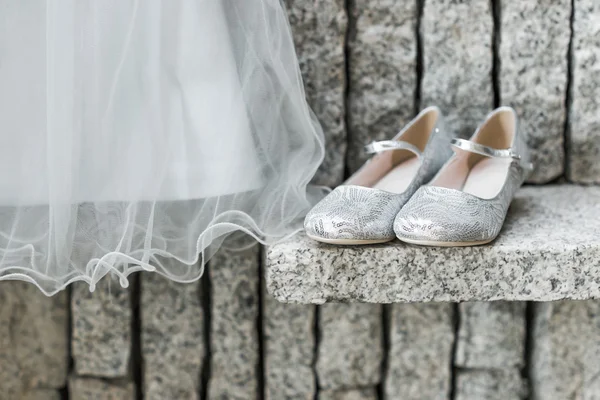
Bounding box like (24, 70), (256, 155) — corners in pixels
(397, 237), (494, 247)
(306, 233), (394, 245)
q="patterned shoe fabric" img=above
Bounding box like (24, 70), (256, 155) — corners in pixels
(394, 167), (523, 244)
(304, 185), (410, 241)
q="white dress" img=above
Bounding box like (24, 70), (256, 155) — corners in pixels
(0, 0), (324, 295)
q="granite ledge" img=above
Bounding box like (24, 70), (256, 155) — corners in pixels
(266, 185), (600, 304)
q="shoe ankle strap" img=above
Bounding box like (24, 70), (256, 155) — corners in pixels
(365, 140), (422, 157)
(451, 138), (522, 161)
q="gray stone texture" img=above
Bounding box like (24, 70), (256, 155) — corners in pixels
(422, 0), (494, 138)
(456, 302), (526, 369)
(500, 0), (571, 183)
(346, 0), (418, 174)
(21, 389), (62, 400)
(208, 247), (260, 400)
(531, 301), (600, 399)
(455, 302), (526, 400)
(266, 185), (600, 303)
(0, 282), (68, 399)
(455, 369), (527, 400)
(568, 0), (600, 183)
(385, 303), (454, 400)
(317, 304), (383, 390)
(285, 0), (347, 187)
(141, 271), (203, 400)
(72, 279), (131, 377)
(264, 287), (316, 400)
(319, 388), (378, 400)
(69, 378), (135, 400)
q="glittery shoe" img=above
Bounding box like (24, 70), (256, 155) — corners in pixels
(394, 107), (533, 246)
(304, 107), (454, 245)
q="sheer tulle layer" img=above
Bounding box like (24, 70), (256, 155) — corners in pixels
(0, 0), (325, 295)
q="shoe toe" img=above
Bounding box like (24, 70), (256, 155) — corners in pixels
(394, 187), (505, 243)
(304, 186), (405, 242)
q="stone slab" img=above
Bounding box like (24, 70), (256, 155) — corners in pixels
(319, 388), (377, 400)
(141, 271), (203, 400)
(285, 0), (347, 187)
(346, 0), (418, 174)
(21, 389), (61, 400)
(12, 287), (69, 388)
(500, 0), (571, 183)
(266, 185), (600, 303)
(69, 378), (135, 400)
(72, 279), (131, 377)
(0, 282), (68, 399)
(264, 286), (316, 399)
(208, 247), (260, 400)
(531, 300), (600, 399)
(455, 369), (527, 400)
(317, 303), (383, 390)
(455, 302), (527, 400)
(385, 303), (454, 400)
(456, 302), (526, 369)
(568, 0), (600, 183)
(421, 0), (494, 138)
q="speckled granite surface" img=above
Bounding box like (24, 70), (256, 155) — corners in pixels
(266, 185), (600, 303)
(500, 0), (570, 183)
(263, 284), (316, 399)
(346, 0), (418, 174)
(568, 0), (600, 183)
(317, 303), (383, 390)
(69, 377), (136, 400)
(71, 279), (131, 377)
(0, 282), (68, 399)
(385, 303), (454, 400)
(531, 301), (600, 399)
(455, 369), (527, 400)
(285, 0), (347, 187)
(21, 389), (61, 400)
(455, 302), (526, 400)
(208, 247), (260, 400)
(141, 271), (204, 400)
(421, 0), (494, 138)
(456, 302), (525, 369)
(320, 388), (378, 400)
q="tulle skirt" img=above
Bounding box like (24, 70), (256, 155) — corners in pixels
(0, 0), (325, 295)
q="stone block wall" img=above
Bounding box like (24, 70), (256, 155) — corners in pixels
(1, 0), (599, 399)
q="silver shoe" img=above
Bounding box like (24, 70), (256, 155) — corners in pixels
(394, 107), (533, 246)
(304, 106), (454, 245)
